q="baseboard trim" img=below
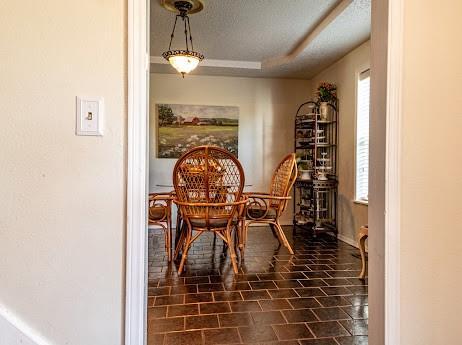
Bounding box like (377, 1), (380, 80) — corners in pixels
(333, 233), (368, 253)
(0, 303), (53, 345)
(336, 233), (358, 248)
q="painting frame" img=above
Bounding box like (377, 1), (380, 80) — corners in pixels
(156, 103), (239, 159)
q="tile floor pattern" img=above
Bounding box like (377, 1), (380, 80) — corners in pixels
(147, 227), (368, 345)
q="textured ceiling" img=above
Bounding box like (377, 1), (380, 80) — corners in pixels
(150, 0), (371, 79)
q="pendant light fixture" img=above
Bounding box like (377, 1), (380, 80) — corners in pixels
(162, 0), (204, 77)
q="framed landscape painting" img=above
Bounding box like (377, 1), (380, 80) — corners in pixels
(157, 103), (239, 158)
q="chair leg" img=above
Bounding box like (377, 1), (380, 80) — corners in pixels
(237, 221), (243, 251)
(167, 223), (172, 263)
(168, 208), (173, 262)
(274, 221), (294, 255)
(234, 222), (242, 254)
(178, 226), (192, 274)
(174, 225), (186, 260)
(358, 226), (368, 279)
(163, 229), (170, 262)
(270, 223), (284, 248)
(225, 227), (239, 274)
(174, 212), (183, 248)
(239, 222), (249, 258)
(269, 223), (279, 239)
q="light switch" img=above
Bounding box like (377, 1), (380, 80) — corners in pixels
(76, 96), (104, 136)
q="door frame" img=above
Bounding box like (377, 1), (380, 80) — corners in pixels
(125, 0), (403, 344)
(126, 0), (149, 344)
(380, 0), (403, 343)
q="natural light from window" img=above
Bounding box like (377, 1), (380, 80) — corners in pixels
(355, 69), (370, 203)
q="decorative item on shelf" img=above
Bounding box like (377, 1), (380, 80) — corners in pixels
(315, 192), (324, 228)
(296, 130), (305, 139)
(310, 129), (326, 144)
(298, 161), (312, 180)
(300, 199), (310, 207)
(316, 82), (337, 121)
(295, 213), (308, 225)
(303, 103), (317, 120)
(298, 139), (310, 148)
(316, 152), (332, 180)
(301, 115), (315, 124)
(161, 0), (205, 77)
(319, 103), (329, 121)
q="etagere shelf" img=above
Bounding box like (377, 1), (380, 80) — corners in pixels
(293, 100), (338, 237)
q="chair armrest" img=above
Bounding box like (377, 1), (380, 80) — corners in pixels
(245, 194), (291, 201)
(245, 194), (291, 220)
(149, 192), (174, 201)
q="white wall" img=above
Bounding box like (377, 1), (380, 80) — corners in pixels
(399, 0), (462, 343)
(309, 41), (370, 244)
(149, 73), (311, 224)
(0, 1), (126, 345)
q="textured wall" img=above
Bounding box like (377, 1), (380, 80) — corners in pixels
(400, 0), (462, 343)
(309, 41), (370, 244)
(0, 1), (126, 344)
(149, 73), (312, 225)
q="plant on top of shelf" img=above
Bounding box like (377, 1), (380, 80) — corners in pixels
(316, 82), (337, 103)
(316, 82), (337, 121)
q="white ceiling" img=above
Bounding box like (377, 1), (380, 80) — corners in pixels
(150, 0), (371, 79)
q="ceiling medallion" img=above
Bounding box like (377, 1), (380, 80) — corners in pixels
(161, 0), (204, 77)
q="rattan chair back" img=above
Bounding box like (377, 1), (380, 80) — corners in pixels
(269, 153), (298, 212)
(173, 146), (245, 228)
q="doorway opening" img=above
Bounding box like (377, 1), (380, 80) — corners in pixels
(126, 1), (402, 344)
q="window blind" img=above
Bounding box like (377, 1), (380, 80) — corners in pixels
(355, 69), (370, 202)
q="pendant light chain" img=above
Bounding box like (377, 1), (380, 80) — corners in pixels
(186, 16), (194, 51)
(168, 12), (194, 52)
(183, 14), (189, 52)
(168, 15), (179, 51)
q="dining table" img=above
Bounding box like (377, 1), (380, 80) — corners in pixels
(153, 183), (253, 249)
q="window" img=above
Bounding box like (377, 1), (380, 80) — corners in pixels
(355, 69), (370, 203)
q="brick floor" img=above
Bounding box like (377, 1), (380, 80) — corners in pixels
(147, 226), (368, 345)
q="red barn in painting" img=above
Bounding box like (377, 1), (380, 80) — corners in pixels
(183, 117), (200, 125)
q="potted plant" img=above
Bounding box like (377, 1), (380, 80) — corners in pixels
(298, 161), (312, 180)
(295, 152), (303, 164)
(316, 82), (337, 120)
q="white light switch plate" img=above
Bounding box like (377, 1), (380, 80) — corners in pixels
(76, 96), (104, 136)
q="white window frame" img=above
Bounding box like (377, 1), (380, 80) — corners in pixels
(354, 67), (371, 205)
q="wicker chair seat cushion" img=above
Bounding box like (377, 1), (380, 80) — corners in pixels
(149, 206), (166, 221)
(247, 206), (277, 219)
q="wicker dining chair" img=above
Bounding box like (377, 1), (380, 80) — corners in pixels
(172, 146), (247, 274)
(241, 153), (297, 255)
(148, 193), (173, 262)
